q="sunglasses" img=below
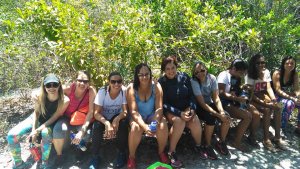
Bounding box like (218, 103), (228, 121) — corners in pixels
(45, 82), (60, 88)
(110, 79), (122, 84)
(194, 69), (206, 75)
(256, 61), (266, 65)
(138, 73), (150, 78)
(77, 79), (89, 84)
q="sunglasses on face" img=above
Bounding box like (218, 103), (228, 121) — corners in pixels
(194, 69), (206, 75)
(110, 79), (122, 84)
(77, 79), (89, 84)
(138, 73), (150, 78)
(45, 82), (60, 88)
(256, 61), (266, 65)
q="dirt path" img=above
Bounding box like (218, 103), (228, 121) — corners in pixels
(0, 96), (299, 169)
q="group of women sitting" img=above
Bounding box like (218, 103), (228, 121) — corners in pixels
(7, 54), (299, 169)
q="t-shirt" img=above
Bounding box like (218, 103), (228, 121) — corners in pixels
(245, 69), (271, 93)
(191, 74), (218, 104)
(217, 70), (241, 94)
(94, 86), (127, 120)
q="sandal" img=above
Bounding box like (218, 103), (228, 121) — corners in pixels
(12, 161), (30, 169)
(263, 140), (276, 152)
(273, 139), (287, 151)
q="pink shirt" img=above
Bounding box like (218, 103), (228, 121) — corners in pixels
(64, 83), (89, 118)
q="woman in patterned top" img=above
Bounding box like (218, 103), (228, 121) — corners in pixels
(272, 56), (300, 136)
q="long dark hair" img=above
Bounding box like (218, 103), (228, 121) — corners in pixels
(280, 56), (296, 86)
(133, 63), (152, 90)
(247, 53), (264, 80)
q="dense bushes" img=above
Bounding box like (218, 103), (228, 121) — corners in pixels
(0, 0), (299, 93)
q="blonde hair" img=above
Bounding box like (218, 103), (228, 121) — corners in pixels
(35, 75), (64, 117)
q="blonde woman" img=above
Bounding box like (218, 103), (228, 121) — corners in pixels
(7, 74), (69, 169)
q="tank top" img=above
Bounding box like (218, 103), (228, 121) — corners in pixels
(39, 97), (58, 126)
(64, 83), (89, 118)
(135, 82), (155, 120)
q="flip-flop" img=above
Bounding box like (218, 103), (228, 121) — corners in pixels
(263, 140), (276, 152)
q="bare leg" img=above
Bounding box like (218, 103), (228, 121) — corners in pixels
(204, 125), (215, 146)
(167, 114), (185, 152)
(128, 121), (143, 159)
(156, 117), (168, 154)
(53, 139), (64, 155)
(186, 115), (202, 145)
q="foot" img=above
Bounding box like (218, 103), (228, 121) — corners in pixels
(114, 151), (126, 168)
(194, 145), (208, 159)
(159, 152), (170, 164)
(230, 142), (250, 152)
(127, 156), (136, 169)
(53, 155), (63, 168)
(12, 161), (30, 169)
(168, 152), (183, 168)
(89, 155), (101, 169)
(246, 136), (259, 148)
(263, 140), (276, 152)
(273, 139), (287, 151)
(205, 146), (217, 160)
(215, 141), (230, 155)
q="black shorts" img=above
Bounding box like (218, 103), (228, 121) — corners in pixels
(195, 103), (218, 126)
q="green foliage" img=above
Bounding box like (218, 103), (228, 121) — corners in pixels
(0, 0), (299, 92)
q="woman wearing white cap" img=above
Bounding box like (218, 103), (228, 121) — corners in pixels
(7, 73), (70, 169)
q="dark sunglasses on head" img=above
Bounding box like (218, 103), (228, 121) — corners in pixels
(110, 79), (122, 84)
(45, 82), (60, 88)
(77, 79), (89, 84)
(256, 61), (266, 65)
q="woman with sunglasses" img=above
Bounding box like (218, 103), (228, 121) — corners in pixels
(246, 53), (285, 151)
(7, 74), (69, 169)
(88, 72), (128, 169)
(158, 56), (206, 168)
(217, 59), (260, 151)
(127, 63), (169, 169)
(191, 61), (231, 160)
(272, 56), (300, 136)
(52, 70), (96, 167)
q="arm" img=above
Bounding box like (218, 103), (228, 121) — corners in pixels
(127, 84), (148, 131)
(218, 83), (247, 103)
(35, 96), (70, 133)
(76, 86), (97, 140)
(212, 90), (226, 115)
(153, 82), (164, 122)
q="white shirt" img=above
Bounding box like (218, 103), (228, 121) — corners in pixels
(94, 86), (127, 120)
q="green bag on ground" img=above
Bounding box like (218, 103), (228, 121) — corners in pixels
(147, 161), (172, 169)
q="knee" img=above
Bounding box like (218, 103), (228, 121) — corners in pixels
(130, 122), (141, 133)
(173, 117), (185, 127)
(7, 132), (17, 144)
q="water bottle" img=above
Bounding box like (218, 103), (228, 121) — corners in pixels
(70, 133), (87, 151)
(240, 90), (249, 110)
(148, 121), (158, 132)
(29, 143), (41, 162)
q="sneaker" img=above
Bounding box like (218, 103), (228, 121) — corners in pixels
(159, 152), (170, 164)
(127, 157), (136, 169)
(114, 152), (126, 168)
(167, 152), (183, 168)
(12, 161), (30, 169)
(205, 145), (218, 160)
(89, 155), (101, 169)
(215, 141), (229, 155)
(194, 146), (208, 159)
